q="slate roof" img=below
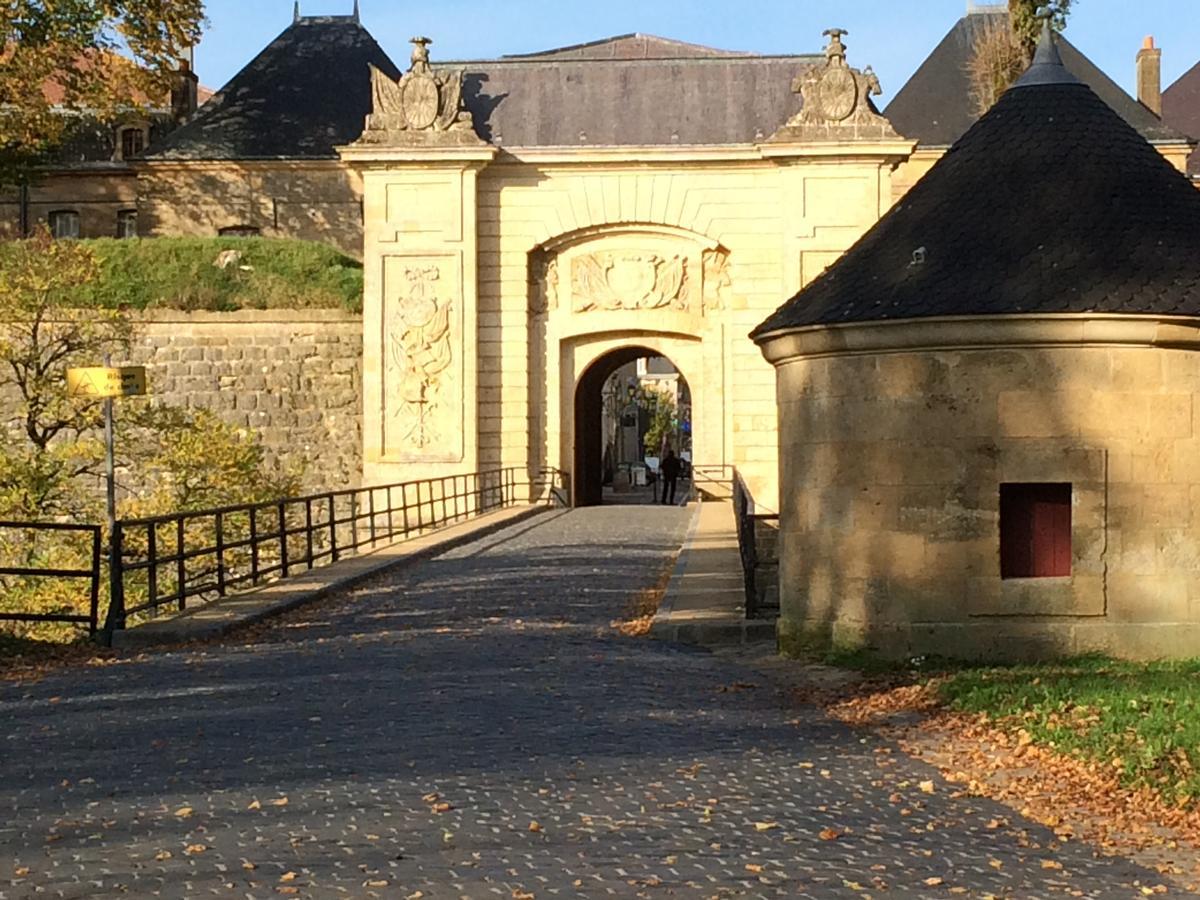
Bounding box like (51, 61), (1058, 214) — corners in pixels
(502, 33), (757, 60)
(452, 53), (817, 147)
(1163, 60), (1200, 177)
(752, 30), (1200, 338)
(144, 16), (401, 161)
(148, 24), (818, 157)
(884, 9), (1189, 147)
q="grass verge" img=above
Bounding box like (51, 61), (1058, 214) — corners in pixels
(937, 656), (1200, 807)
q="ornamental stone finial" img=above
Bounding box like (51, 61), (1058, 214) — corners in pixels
(823, 28), (849, 67)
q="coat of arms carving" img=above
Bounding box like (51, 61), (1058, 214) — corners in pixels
(570, 253), (688, 313)
(359, 37), (484, 146)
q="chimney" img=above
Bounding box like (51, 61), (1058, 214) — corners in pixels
(1137, 35), (1162, 116)
(171, 57), (200, 124)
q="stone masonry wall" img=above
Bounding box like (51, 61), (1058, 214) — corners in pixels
(129, 311), (363, 492)
(773, 338), (1200, 661)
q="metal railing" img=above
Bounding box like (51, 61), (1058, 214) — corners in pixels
(0, 522), (103, 635)
(106, 468), (527, 632)
(691, 464), (736, 501)
(732, 471), (779, 620)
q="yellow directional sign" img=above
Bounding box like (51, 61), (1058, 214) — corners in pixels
(66, 366), (148, 399)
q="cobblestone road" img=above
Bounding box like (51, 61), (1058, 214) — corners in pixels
(0, 508), (1167, 898)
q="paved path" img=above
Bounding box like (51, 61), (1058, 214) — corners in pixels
(0, 508), (1164, 898)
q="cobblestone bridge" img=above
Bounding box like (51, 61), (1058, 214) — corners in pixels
(1, 508), (1160, 897)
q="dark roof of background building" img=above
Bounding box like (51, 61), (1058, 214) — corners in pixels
(1164, 60), (1200, 177)
(145, 15), (401, 161)
(884, 9), (1189, 147)
(752, 31), (1200, 338)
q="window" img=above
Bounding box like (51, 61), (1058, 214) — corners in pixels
(119, 127), (146, 160)
(218, 225), (261, 238)
(117, 209), (138, 239)
(47, 210), (80, 239)
(1000, 483), (1072, 579)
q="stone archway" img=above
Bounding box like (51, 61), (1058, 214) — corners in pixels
(572, 346), (692, 507)
(526, 225), (733, 504)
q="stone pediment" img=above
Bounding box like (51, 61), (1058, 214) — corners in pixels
(356, 37), (487, 148)
(767, 28), (901, 143)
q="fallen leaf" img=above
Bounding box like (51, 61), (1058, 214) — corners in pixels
(154, 850), (172, 861)
(247, 800), (261, 810)
(528, 821), (542, 833)
(184, 844), (207, 855)
(754, 821), (779, 832)
(819, 827), (841, 841)
(745, 863), (764, 873)
(919, 781), (936, 794)
(174, 806), (193, 818)
(270, 797), (289, 807)
(365, 880), (389, 888)
(924, 877), (944, 886)
(280, 872), (297, 882)
(242, 861), (257, 871)
(14, 867), (30, 877)
(1041, 860), (1063, 870)
(431, 802), (453, 813)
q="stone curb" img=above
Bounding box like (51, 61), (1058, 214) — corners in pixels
(650, 500), (778, 648)
(111, 505), (550, 649)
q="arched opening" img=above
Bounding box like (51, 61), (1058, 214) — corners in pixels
(574, 346), (692, 507)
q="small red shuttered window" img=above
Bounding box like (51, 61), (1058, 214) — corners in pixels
(1000, 483), (1072, 579)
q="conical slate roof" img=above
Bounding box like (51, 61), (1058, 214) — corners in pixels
(752, 28), (1200, 339)
(145, 16), (400, 160)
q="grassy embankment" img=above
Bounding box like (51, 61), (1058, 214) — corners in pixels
(5, 236), (364, 312)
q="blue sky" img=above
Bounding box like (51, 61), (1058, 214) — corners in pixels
(194, 1), (1199, 105)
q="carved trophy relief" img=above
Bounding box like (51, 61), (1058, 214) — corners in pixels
(768, 28), (900, 142)
(358, 37), (484, 146)
(529, 252), (559, 316)
(702, 249), (732, 314)
(570, 252), (688, 313)
(387, 263), (455, 451)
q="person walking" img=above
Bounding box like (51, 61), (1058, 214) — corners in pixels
(660, 449), (682, 505)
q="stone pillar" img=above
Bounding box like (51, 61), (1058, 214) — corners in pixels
(339, 39), (497, 487)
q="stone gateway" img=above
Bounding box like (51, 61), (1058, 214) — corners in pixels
(339, 32), (915, 506)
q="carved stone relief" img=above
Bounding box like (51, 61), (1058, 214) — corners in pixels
(529, 243), (733, 320)
(383, 257), (462, 460)
(529, 251), (559, 316)
(767, 28), (900, 142)
(702, 249), (732, 314)
(570, 252), (688, 313)
(357, 37), (484, 147)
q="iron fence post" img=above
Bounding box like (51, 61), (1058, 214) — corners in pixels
(279, 502), (290, 578)
(102, 522), (126, 641)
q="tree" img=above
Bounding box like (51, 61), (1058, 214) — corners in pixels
(1009, 0), (1073, 62)
(641, 388), (679, 458)
(967, 2), (1075, 116)
(0, 230), (129, 519)
(0, 1), (206, 185)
